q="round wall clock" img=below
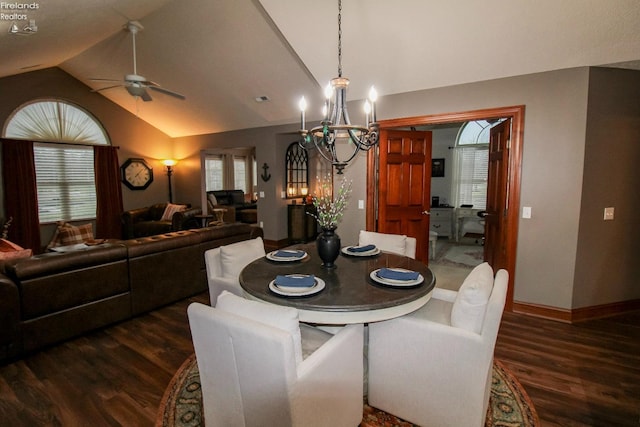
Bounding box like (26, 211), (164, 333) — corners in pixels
(121, 158), (154, 190)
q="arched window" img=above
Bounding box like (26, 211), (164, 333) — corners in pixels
(451, 120), (496, 210)
(2, 100), (110, 223)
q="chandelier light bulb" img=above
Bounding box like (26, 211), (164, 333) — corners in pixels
(364, 101), (371, 127)
(368, 86), (378, 102)
(324, 83), (333, 99)
(299, 97), (307, 130)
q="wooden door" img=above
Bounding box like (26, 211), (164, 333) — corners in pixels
(484, 119), (511, 269)
(377, 130), (432, 262)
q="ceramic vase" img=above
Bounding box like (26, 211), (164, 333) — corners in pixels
(316, 226), (340, 268)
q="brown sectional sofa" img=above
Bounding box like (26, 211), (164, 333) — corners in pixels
(0, 223), (263, 364)
(121, 202), (203, 239)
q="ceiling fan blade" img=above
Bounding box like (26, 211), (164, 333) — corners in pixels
(126, 85), (153, 101)
(89, 78), (121, 83)
(149, 85), (186, 100)
(92, 85), (124, 93)
(140, 89), (153, 102)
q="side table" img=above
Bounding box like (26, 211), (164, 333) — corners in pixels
(194, 214), (215, 227)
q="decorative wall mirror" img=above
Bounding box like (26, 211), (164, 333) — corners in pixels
(285, 141), (309, 199)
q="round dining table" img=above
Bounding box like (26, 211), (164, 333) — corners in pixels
(239, 243), (436, 324)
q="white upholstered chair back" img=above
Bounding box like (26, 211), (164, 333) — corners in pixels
(188, 295), (364, 427)
(358, 230), (417, 259)
(204, 237), (266, 305)
(368, 265), (508, 427)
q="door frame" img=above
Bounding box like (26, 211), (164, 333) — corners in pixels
(367, 105), (524, 311)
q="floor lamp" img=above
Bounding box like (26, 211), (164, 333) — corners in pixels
(162, 159), (177, 203)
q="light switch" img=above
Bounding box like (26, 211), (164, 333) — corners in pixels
(522, 206), (532, 219)
(260, 191), (265, 198)
(604, 207), (614, 221)
(358, 200), (364, 209)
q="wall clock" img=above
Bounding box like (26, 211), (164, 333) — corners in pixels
(121, 158), (154, 190)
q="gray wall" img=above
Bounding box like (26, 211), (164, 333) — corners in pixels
(193, 66), (637, 311)
(0, 68), (173, 244)
(573, 67), (640, 308)
(2, 66), (638, 312)
(336, 67), (591, 310)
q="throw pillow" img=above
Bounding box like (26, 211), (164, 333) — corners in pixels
(47, 222), (94, 249)
(0, 238), (32, 260)
(450, 262), (494, 334)
(220, 237), (266, 278)
(160, 203), (187, 221)
(216, 290), (304, 364)
(359, 230), (407, 256)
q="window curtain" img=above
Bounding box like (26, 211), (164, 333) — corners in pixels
(1, 138), (42, 252)
(94, 146), (123, 239)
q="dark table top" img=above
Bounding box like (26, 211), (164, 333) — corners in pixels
(239, 243), (435, 324)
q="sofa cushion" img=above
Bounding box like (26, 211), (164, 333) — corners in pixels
(47, 222), (94, 249)
(0, 238), (32, 260)
(216, 290), (304, 364)
(220, 236), (265, 278)
(450, 262), (494, 334)
(160, 203), (187, 221)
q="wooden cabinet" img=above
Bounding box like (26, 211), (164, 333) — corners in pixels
(288, 204), (318, 243)
(429, 207), (453, 238)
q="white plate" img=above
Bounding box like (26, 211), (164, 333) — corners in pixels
(341, 246), (381, 257)
(266, 250), (308, 262)
(369, 268), (424, 287)
(269, 276), (325, 297)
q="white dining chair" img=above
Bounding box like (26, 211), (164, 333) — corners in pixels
(188, 292), (364, 427)
(204, 236), (265, 305)
(368, 263), (508, 427)
(358, 230), (416, 259)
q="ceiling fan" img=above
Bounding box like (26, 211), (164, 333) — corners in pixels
(90, 21), (185, 102)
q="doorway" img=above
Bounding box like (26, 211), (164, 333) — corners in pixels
(367, 106), (524, 311)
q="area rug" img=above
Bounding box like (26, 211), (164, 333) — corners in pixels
(156, 355), (539, 427)
(433, 241), (484, 269)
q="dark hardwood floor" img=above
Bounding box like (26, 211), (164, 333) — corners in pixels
(1, 292), (639, 426)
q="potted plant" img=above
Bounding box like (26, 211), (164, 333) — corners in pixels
(308, 174), (352, 268)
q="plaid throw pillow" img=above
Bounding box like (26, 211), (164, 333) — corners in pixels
(47, 222), (94, 249)
(160, 203), (187, 221)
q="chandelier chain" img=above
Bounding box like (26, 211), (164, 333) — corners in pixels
(338, 0), (342, 77)
(297, 0), (379, 174)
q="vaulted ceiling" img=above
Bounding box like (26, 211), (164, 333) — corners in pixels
(2, 0), (639, 137)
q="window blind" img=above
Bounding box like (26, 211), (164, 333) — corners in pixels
(205, 155), (224, 191)
(34, 143), (96, 222)
(456, 146), (488, 210)
(233, 155), (247, 193)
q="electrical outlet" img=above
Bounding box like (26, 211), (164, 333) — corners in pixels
(522, 206), (532, 219)
(604, 207), (614, 221)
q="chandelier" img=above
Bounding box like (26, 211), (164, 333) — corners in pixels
(298, 0), (379, 174)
